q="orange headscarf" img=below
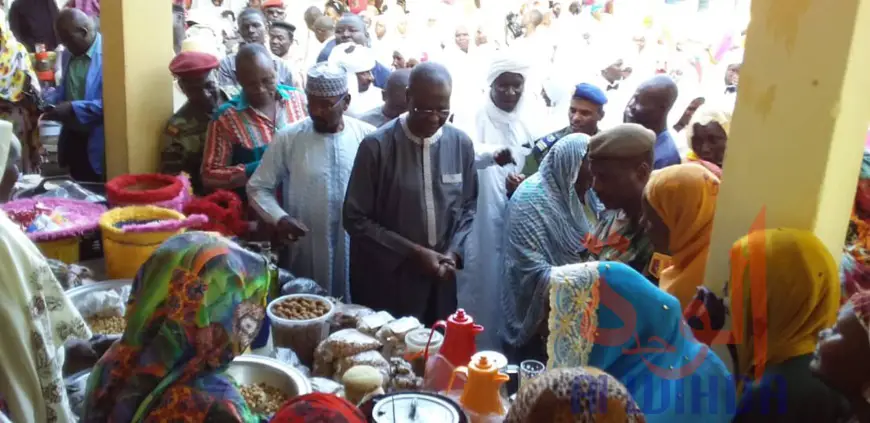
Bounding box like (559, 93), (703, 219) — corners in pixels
(728, 229), (839, 382)
(644, 164), (719, 308)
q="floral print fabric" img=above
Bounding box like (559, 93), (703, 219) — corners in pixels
(0, 211), (92, 423)
(505, 367), (645, 423)
(81, 232), (273, 423)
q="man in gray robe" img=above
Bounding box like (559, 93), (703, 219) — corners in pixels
(358, 69), (411, 128)
(343, 62), (478, 326)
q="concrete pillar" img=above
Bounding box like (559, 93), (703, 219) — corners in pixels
(703, 0), (870, 293)
(102, 0), (175, 178)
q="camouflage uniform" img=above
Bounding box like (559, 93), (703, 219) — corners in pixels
(161, 102), (210, 196)
(521, 126), (572, 175)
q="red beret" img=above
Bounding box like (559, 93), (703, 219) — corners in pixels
(262, 0), (285, 8)
(169, 51), (219, 78)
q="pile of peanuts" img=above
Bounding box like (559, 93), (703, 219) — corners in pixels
(86, 316), (126, 334)
(239, 383), (288, 415)
(272, 297), (330, 320)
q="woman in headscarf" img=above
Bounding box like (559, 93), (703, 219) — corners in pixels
(724, 228), (849, 422)
(547, 261), (734, 423)
(271, 393), (366, 422)
(682, 103), (731, 178)
(841, 150), (870, 299)
(81, 232), (274, 422)
(458, 51), (547, 350)
(640, 164), (719, 308)
(812, 290), (870, 423)
(0, 120), (93, 422)
(501, 134), (602, 362)
(0, 20), (42, 173)
(505, 367), (646, 422)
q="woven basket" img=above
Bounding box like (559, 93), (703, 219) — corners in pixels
(106, 174), (191, 212)
(99, 206), (187, 279)
(2, 198), (107, 264)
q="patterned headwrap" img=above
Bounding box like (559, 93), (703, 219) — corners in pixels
(81, 232), (274, 423)
(841, 150), (870, 299)
(271, 393), (366, 422)
(505, 367), (645, 423)
(306, 62), (349, 98)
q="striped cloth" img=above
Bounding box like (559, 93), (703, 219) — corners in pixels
(201, 85), (307, 191)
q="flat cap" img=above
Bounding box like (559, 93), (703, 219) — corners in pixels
(169, 51), (219, 78)
(271, 21), (296, 34)
(588, 123), (655, 161)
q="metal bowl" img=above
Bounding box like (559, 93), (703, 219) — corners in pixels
(64, 355), (311, 418)
(226, 355), (312, 397)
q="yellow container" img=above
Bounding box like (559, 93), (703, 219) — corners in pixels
(36, 237), (80, 264)
(99, 206), (186, 279)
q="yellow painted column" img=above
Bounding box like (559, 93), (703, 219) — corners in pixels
(101, 0), (174, 178)
(703, 0), (870, 293)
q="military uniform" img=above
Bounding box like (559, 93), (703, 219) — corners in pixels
(521, 126), (571, 175)
(163, 50), (223, 196)
(161, 102), (210, 195)
(520, 83), (608, 175)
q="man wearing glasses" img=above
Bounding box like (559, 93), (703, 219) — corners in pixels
(247, 62), (376, 300)
(343, 62), (478, 326)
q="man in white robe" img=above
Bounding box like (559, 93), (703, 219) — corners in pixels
(328, 42), (384, 118)
(248, 62), (376, 300)
(456, 51), (549, 349)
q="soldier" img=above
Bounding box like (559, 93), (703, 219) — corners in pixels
(161, 51), (221, 195)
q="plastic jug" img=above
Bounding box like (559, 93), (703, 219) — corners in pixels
(447, 355), (510, 421)
(422, 309), (484, 392)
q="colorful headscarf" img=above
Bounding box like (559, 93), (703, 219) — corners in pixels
(728, 229), (840, 382)
(82, 232), (274, 423)
(842, 151), (870, 298)
(0, 20), (37, 103)
(271, 393), (365, 422)
(547, 262), (734, 423)
(644, 164), (719, 309)
(505, 367), (645, 423)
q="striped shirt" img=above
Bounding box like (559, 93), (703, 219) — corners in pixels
(202, 85), (307, 191)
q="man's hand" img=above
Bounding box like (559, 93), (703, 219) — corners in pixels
(436, 252), (461, 283)
(41, 102), (73, 122)
(90, 334), (120, 356)
(275, 216), (309, 244)
(685, 287), (727, 333)
(506, 173), (526, 196)
(413, 246), (451, 278)
(494, 148), (515, 167)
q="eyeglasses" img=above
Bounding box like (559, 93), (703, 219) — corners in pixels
(308, 94), (346, 113)
(412, 107), (451, 119)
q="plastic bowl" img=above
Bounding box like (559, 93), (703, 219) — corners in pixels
(266, 294), (335, 366)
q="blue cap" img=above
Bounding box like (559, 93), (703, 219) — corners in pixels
(573, 83), (608, 106)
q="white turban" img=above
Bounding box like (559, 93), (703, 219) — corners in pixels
(328, 42), (376, 74)
(485, 49), (532, 87)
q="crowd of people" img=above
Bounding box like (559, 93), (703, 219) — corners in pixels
(2, 0), (870, 422)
